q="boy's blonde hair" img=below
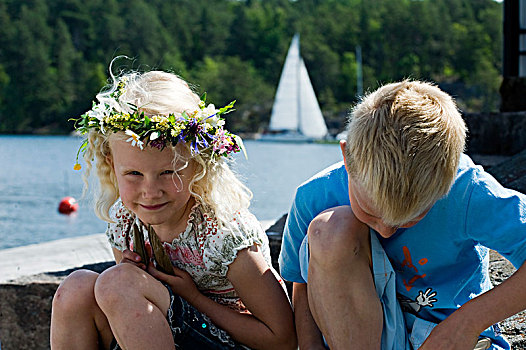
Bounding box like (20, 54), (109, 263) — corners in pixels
(82, 70), (251, 225)
(344, 80), (466, 226)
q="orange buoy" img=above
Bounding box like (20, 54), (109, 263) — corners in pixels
(58, 196), (79, 215)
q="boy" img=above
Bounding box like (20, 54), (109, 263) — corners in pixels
(279, 80), (526, 349)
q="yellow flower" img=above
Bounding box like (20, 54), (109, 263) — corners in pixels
(171, 124), (184, 137)
(73, 163), (82, 171)
(151, 115), (170, 130)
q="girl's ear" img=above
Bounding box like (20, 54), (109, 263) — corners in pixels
(105, 154), (113, 168)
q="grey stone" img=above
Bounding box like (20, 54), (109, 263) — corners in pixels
(500, 77), (526, 113)
(463, 111), (526, 156)
(486, 148), (526, 194)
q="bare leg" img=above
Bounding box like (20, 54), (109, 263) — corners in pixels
(51, 270), (114, 350)
(94, 263), (174, 350)
(307, 206), (383, 349)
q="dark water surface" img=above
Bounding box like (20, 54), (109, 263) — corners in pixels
(0, 135), (343, 249)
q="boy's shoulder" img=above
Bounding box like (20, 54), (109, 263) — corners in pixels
(292, 161), (350, 210)
(297, 161), (347, 190)
(452, 153), (525, 199)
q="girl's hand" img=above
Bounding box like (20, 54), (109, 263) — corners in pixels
(148, 263), (201, 304)
(119, 249), (147, 270)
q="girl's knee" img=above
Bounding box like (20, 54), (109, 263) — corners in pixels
(308, 206), (369, 263)
(94, 263), (142, 308)
(53, 269), (98, 311)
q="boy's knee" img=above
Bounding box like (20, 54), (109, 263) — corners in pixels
(308, 206), (369, 266)
(53, 269), (98, 311)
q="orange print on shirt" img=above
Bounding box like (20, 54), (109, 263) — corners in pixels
(400, 246), (428, 291)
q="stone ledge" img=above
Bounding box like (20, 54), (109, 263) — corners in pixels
(464, 111), (526, 156)
(1, 236), (525, 349)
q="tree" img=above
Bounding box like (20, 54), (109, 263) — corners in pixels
(190, 55), (273, 132)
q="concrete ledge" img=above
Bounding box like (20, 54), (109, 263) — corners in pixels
(0, 234), (113, 284)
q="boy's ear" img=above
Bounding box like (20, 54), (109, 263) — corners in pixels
(339, 140), (350, 172)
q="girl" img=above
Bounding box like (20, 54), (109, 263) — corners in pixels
(50, 64), (296, 350)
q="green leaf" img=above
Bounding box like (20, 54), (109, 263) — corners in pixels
(218, 100), (236, 115)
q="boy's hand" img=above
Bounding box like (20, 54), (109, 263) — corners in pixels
(420, 316), (478, 350)
(148, 263), (201, 305)
(120, 249), (147, 270)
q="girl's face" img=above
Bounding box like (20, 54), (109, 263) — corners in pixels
(108, 138), (195, 236)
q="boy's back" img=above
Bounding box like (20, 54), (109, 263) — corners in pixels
(280, 154), (526, 348)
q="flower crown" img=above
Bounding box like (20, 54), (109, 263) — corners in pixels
(72, 78), (245, 170)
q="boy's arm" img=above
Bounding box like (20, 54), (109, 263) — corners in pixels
(293, 282), (326, 350)
(421, 261), (526, 349)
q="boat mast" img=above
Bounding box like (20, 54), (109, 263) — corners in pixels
(296, 33), (302, 134)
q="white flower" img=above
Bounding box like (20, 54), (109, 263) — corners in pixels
(202, 104), (226, 129)
(87, 103), (106, 121)
(206, 115), (225, 129)
(203, 104), (216, 117)
(87, 103), (109, 133)
(125, 130), (144, 149)
(99, 121), (106, 134)
(150, 131), (160, 140)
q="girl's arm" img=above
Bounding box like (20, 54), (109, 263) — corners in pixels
(149, 244), (297, 350)
(112, 247), (123, 263)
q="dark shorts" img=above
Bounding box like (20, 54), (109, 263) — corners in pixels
(110, 284), (251, 350)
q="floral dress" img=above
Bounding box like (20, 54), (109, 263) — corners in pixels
(107, 199), (282, 312)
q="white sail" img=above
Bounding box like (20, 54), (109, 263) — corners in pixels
(298, 58), (328, 138)
(268, 34), (328, 139)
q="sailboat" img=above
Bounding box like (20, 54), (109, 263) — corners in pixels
(260, 34), (329, 142)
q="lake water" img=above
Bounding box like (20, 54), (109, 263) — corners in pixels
(0, 135), (343, 250)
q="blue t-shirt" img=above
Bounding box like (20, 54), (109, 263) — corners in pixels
(279, 154), (526, 348)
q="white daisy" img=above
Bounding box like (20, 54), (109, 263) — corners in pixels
(125, 130), (144, 150)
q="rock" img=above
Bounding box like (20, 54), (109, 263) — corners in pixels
(486, 148), (526, 194)
(500, 77), (526, 112)
(488, 251), (526, 347)
(265, 213), (288, 236)
(265, 213), (292, 296)
(0, 282), (59, 350)
(463, 111), (526, 156)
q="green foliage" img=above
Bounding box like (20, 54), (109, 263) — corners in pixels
(0, 0), (504, 135)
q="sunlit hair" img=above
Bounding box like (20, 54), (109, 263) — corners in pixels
(344, 80), (466, 226)
(82, 69), (252, 225)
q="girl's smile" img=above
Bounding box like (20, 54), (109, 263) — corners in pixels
(140, 203), (169, 211)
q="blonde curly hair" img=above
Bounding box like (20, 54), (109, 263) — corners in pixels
(343, 80), (466, 226)
(81, 69), (252, 225)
